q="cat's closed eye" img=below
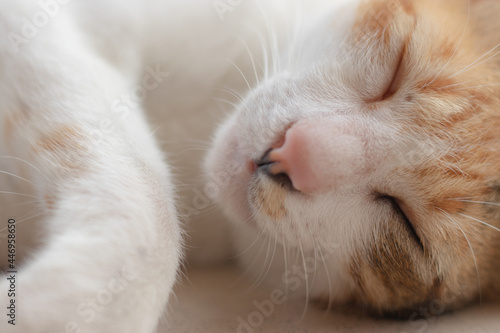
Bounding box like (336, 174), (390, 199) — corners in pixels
(376, 193), (424, 251)
(381, 48), (406, 101)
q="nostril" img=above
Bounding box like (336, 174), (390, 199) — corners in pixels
(266, 172), (295, 190)
(256, 149), (274, 167)
(256, 149), (295, 190)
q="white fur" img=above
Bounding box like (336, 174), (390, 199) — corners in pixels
(0, 0), (445, 331)
(0, 1), (183, 331)
(0, 0), (312, 330)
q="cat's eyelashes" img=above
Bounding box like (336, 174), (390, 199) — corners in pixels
(376, 194), (424, 251)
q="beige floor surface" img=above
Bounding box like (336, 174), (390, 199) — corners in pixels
(160, 265), (500, 333)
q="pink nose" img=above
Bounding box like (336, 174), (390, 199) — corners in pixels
(260, 118), (367, 194)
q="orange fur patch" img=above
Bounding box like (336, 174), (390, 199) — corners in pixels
(33, 125), (89, 175)
(35, 126), (83, 153)
(250, 176), (287, 220)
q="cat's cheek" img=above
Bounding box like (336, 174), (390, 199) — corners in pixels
(205, 122), (255, 223)
(222, 171), (254, 224)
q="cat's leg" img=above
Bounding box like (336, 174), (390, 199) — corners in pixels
(0, 5), (181, 333)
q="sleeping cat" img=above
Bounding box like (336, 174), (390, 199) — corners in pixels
(207, 0), (500, 318)
(0, 0), (499, 332)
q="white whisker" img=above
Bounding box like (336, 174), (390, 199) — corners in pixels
(216, 87), (252, 114)
(437, 78), (477, 90)
(448, 199), (500, 207)
(317, 244), (333, 313)
(251, 28), (270, 80)
(282, 233), (290, 301)
(211, 97), (239, 109)
(0, 170), (34, 185)
(0, 212), (45, 233)
(298, 239), (309, 320)
(250, 235), (273, 291)
(458, 213), (500, 233)
(306, 224), (318, 290)
(238, 234), (268, 289)
(229, 226), (265, 260)
(0, 155), (50, 182)
(227, 59), (252, 91)
(449, 83), (500, 91)
(258, 230), (279, 288)
(254, 0), (280, 77)
(449, 43), (500, 79)
(235, 34), (262, 85)
(0, 191), (37, 198)
(216, 87), (245, 104)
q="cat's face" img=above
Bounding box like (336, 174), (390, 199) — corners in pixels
(206, 0), (500, 316)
